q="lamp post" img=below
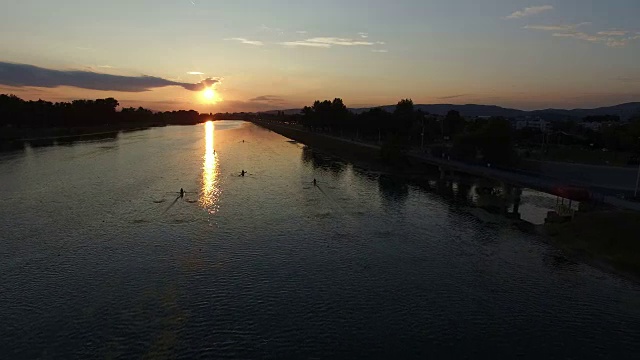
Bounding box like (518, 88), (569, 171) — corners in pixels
(635, 137), (640, 198)
(421, 118), (425, 150)
(635, 161), (640, 198)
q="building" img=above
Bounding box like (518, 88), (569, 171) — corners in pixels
(514, 117), (549, 132)
(580, 122), (603, 131)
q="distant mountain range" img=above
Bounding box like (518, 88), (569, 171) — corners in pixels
(266, 102), (640, 121)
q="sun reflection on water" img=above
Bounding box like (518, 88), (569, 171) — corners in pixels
(201, 121), (220, 213)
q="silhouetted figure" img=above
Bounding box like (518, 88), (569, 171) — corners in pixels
(242, 140), (245, 143)
(241, 170), (246, 177)
(180, 188), (184, 197)
(313, 178), (317, 186)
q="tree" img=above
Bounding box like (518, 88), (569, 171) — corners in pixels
(0, 94), (203, 131)
(393, 98), (415, 137)
(301, 98), (349, 132)
(443, 110), (465, 139)
(477, 117), (514, 165)
(451, 117), (515, 165)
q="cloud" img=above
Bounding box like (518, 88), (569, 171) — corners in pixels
(280, 41), (331, 48)
(597, 30), (628, 36)
(0, 62), (218, 92)
(83, 64), (116, 72)
(524, 23), (589, 31)
(281, 37), (375, 48)
(226, 37), (264, 46)
(604, 40), (627, 47)
(296, 30), (308, 34)
(259, 25), (284, 35)
(551, 31), (638, 47)
(371, 49), (388, 53)
(187, 71), (204, 75)
(552, 32), (600, 42)
(506, 5), (553, 19)
(438, 94), (472, 100)
(523, 22), (639, 47)
(358, 32), (369, 38)
(248, 95), (284, 103)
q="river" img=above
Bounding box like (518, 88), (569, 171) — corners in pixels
(1, 121), (639, 359)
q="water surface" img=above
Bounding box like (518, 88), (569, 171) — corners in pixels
(1, 121), (639, 359)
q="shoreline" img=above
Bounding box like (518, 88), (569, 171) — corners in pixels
(0, 121), (205, 151)
(254, 119), (640, 282)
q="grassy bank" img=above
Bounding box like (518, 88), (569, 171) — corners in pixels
(256, 121), (385, 168)
(255, 121), (441, 175)
(545, 211), (640, 277)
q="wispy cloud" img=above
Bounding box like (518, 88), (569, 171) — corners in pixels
(281, 37), (375, 48)
(296, 30), (308, 35)
(552, 32), (633, 47)
(249, 95), (284, 103)
(438, 94), (473, 100)
(597, 30), (628, 36)
(524, 23), (639, 47)
(371, 49), (388, 53)
(187, 71), (204, 75)
(226, 37), (264, 46)
(259, 25), (284, 35)
(505, 5), (553, 19)
(280, 40), (331, 48)
(84, 64), (116, 72)
(524, 23), (590, 31)
(0, 62), (218, 92)
(358, 32), (369, 39)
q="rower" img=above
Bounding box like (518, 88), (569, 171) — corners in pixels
(180, 188), (184, 197)
(241, 170), (246, 177)
(313, 178), (317, 186)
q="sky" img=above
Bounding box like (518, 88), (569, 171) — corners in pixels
(1, 0), (639, 112)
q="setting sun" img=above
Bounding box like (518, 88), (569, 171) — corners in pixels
(202, 87), (215, 102)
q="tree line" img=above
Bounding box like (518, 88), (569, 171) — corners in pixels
(276, 98), (514, 165)
(0, 94), (207, 129)
(260, 98), (640, 166)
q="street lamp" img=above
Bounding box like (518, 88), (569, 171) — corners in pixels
(421, 117), (425, 150)
(635, 137), (640, 198)
(635, 162), (640, 198)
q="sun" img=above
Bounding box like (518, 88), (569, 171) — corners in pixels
(203, 87), (215, 101)
(199, 85), (222, 104)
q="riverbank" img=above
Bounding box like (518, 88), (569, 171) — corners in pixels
(543, 211), (640, 279)
(253, 120), (399, 172)
(254, 120), (640, 280)
(0, 120), (206, 151)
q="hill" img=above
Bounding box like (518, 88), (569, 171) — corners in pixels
(264, 102), (640, 121)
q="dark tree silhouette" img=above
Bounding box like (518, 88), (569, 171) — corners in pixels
(443, 110), (465, 139)
(393, 98), (415, 136)
(452, 117), (515, 165)
(0, 94), (207, 142)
